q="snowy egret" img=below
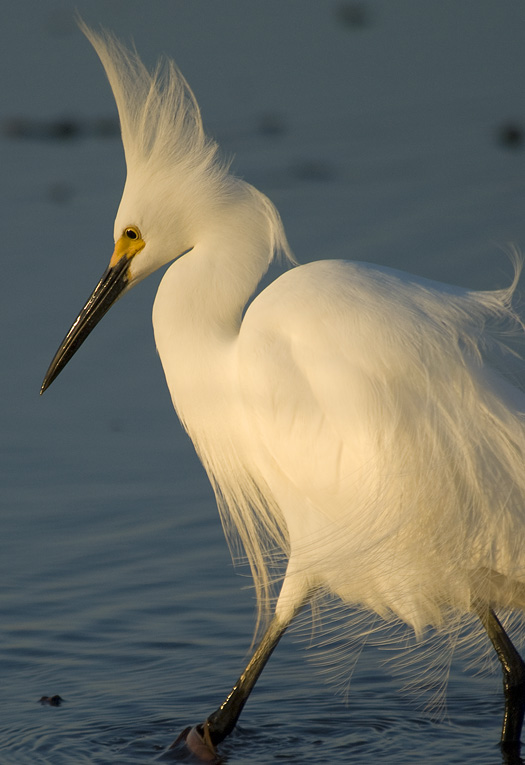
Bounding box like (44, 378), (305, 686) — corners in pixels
(41, 27), (525, 760)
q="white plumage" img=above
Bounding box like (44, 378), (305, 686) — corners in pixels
(42, 26), (525, 757)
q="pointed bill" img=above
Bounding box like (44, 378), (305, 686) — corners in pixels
(40, 230), (145, 394)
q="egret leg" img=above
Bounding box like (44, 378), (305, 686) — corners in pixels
(172, 613), (292, 759)
(477, 604), (525, 748)
(204, 614), (289, 745)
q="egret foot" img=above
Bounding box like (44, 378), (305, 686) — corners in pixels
(171, 725), (220, 762)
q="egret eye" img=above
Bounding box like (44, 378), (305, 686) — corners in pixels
(124, 227), (140, 240)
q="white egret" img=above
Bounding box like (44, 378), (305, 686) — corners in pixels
(41, 27), (525, 761)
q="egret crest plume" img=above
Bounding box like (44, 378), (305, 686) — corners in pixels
(80, 22), (226, 191)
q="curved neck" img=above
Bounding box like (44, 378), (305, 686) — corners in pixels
(156, 186), (281, 332)
(152, 188), (281, 424)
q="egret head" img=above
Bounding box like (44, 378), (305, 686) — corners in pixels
(40, 25), (233, 393)
(94, 23), (238, 277)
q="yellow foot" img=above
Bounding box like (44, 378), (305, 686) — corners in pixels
(170, 724), (220, 763)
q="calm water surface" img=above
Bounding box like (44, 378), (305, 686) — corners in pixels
(0, 420), (520, 764)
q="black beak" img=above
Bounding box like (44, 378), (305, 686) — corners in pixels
(40, 255), (130, 394)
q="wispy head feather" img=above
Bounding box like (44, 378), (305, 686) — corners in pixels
(79, 22), (230, 193)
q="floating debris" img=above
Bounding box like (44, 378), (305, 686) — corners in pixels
(39, 695), (63, 707)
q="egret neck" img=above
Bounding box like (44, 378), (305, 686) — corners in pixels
(152, 184), (285, 424)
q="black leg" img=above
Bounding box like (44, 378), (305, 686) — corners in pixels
(172, 613), (291, 760)
(204, 615), (289, 746)
(477, 604), (525, 749)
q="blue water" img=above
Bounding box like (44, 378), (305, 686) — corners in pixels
(0, 457), (517, 764)
(3, 1), (525, 762)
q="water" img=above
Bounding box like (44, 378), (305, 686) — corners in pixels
(0, 467), (516, 764)
(3, 1), (525, 762)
